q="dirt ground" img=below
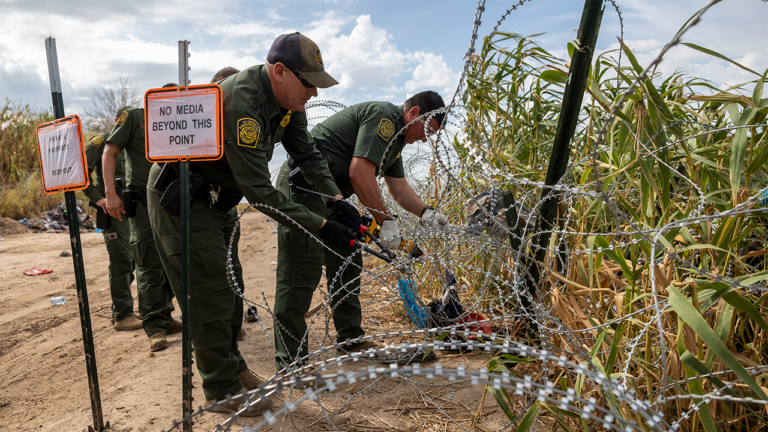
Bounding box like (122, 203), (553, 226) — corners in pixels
(0, 211), (516, 432)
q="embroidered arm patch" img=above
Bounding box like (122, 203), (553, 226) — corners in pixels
(237, 118), (261, 148)
(90, 136), (105, 147)
(376, 118), (395, 140)
(115, 110), (129, 126)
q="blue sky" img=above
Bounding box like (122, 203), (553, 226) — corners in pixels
(1, 0), (766, 117)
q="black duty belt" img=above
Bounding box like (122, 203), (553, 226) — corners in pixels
(153, 162), (243, 215)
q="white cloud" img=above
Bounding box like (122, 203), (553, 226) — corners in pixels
(405, 52), (460, 96)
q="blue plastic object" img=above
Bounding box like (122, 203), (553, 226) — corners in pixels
(761, 189), (768, 205)
(398, 279), (428, 328)
(95, 228), (102, 233)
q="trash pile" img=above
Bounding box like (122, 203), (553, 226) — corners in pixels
(18, 202), (94, 233)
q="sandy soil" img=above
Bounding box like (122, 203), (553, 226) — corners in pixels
(0, 211), (514, 432)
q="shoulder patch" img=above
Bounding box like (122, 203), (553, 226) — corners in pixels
(280, 111), (292, 128)
(237, 118), (261, 148)
(376, 118), (395, 140)
(115, 110), (129, 126)
(90, 135), (105, 147)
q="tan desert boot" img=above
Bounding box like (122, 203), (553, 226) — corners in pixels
(238, 369), (263, 391)
(167, 319), (182, 334)
(237, 328), (246, 341)
(204, 387), (272, 417)
(111, 312), (141, 325)
(113, 315), (143, 331)
(149, 332), (168, 352)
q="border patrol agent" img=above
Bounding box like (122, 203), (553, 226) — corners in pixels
(146, 33), (360, 416)
(273, 91), (449, 367)
(102, 100), (180, 352)
(82, 107), (140, 331)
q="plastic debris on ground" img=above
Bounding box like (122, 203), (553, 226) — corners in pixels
(23, 268), (53, 276)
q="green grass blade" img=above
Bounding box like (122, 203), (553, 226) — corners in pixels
(516, 402), (540, 432)
(681, 43), (759, 76)
(668, 285), (768, 400)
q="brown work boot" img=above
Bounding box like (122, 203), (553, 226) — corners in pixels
(244, 306), (258, 322)
(167, 319), (182, 334)
(238, 369), (264, 391)
(111, 312), (141, 325)
(205, 387), (272, 417)
(113, 315), (143, 331)
(149, 332), (169, 352)
(237, 328), (246, 341)
(337, 340), (379, 355)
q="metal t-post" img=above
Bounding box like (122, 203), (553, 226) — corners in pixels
(178, 40), (194, 431)
(522, 0), (604, 334)
(45, 37), (107, 432)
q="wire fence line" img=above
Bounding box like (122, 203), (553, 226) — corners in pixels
(160, 0), (768, 430)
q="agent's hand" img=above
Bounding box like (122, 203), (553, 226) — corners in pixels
(328, 199), (363, 229)
(96, 198), (108, 214)
(421, 209), (448, 227)
(105, 191), (126, 221)
(379, 219), (400, 250)
(317, 220), (356, 248)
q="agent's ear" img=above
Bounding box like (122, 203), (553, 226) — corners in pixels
(273, 62), (286, 83)
(406, 105), (421, 122)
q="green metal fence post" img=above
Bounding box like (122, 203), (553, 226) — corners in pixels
(522, 0), (605, 334)
(45, 37), (107, 432)
(178, 40), (194, 432)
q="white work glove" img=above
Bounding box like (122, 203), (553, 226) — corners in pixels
(379, 219), (401, 250)
(421, 209), (449, 227)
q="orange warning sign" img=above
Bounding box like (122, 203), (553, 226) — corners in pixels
(144, 84), (223, 162)
(35, 115), (89, 194)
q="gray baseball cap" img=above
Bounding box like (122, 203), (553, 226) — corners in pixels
(267, 32), (338, 89)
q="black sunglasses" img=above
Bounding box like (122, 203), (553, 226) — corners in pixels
(286, 66), (315, 89)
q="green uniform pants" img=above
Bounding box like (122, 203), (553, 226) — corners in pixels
(147, 179), (247, 401)
(128, 201), (175, 337)
(103, 216), (135, 321)
(274, 165), (364, 370)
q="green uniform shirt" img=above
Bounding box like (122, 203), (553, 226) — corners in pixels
(106, 108), (151, 190)
(83, 133), (127, 203)
(311, 102), (406, 197)
(193, 65), (340, 232)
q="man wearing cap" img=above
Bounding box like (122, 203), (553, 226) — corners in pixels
(146, 34), (359, 416)
(102, 94), (181, 352)
(273, 91), (449, 368)
(82, 106), (140, 331)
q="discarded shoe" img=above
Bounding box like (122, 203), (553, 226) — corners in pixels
(167, 319), (182, 334)
(244, 306), (258, 322)
(237, 328), (246, 341)
(204, 388), (272, 417)
(238, 369), (263, 391)
(114, 315), (143, 331)
(149, 332), (168, 352)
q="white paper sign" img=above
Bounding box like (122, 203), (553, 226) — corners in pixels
(36, 116), (87, 192)
(145, 86), (222, 161)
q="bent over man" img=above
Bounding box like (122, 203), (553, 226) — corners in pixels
(102, 98), (180, 352)
(146, 33), (359, 417)
(82, 106), (139, 331)
(274, 91), (449, 367)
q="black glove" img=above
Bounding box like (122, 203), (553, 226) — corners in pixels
(317, 220), (356, 248)
(327, 199), (363, 229)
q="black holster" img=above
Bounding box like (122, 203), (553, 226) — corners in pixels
(121, 189), (146, 218)
(88, 201), (111, 230)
